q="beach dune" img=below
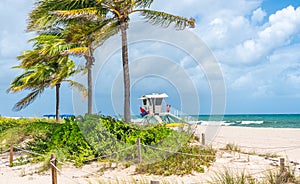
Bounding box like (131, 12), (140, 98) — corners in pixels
(1, 126), (300, 183)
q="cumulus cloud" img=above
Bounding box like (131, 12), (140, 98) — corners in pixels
(191, 4), (300, 101)
(233, 6), (300, 64)
(251, 7), (267, 24)
(229, 43), (300, 97)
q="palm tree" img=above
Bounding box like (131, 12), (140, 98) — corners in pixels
(27, 0), (195, 122)
(8, 34), (87, 121)
(28, 2), (116, 115)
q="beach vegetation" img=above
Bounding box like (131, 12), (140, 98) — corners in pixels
(0, 115), (216, 176)
(135, 144), (216, 176)
(223, 143), (241, 152)
(222, 143), (280, 159)
(207, 167), (300, 184)
(258, 152), (280, 158)
(207, 168), (256, 184)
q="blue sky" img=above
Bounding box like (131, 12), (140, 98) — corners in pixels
(1, 0), (300, 117)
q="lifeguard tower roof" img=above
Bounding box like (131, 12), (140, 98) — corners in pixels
(139, 93), (168, 100)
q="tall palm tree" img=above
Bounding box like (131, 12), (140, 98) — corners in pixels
(8, 34), (87, 121)
(27, 0), (195, 122)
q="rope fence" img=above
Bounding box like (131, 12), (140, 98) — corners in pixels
(0, 134), (299, 184)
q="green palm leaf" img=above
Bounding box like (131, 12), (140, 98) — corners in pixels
(13, 88), (45, 111)
(65, 80), (88, 98)
(53, 8), (100, 19)
(135, 0), (154, 8)
(62, 47), (89, 56)
(138, 9), (195, 29)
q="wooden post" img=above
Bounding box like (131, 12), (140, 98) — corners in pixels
(51, 153), (57, 184)
(150, 180), (160, 184)
(280, 158), (285, 172)
(137, 138), (142, 164)
(201, 133), (205, 145)
(9, 143), (13, 167)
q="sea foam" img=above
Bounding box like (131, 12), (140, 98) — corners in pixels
(240, 121), (264, 125)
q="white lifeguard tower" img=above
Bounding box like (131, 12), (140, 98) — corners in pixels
(138, 93), (184, 125)
(139, 93), (168, 115)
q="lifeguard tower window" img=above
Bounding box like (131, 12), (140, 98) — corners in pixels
(155, 98), (163, 105)
(143, 99), (147, 106)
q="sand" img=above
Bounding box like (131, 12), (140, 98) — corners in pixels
(1, 126), (300, 183)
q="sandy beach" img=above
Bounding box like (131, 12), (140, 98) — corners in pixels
(1, 126), (300, 183)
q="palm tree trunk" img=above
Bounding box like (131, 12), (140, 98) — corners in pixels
(87, 61), (92, 114)
(56, 83), (61, 122)
(85, 52), (94, 115)
(121, 21), (131, 122)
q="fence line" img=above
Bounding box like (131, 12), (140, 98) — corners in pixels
(13, 146), (45, 156)
(4, 142), (300, 165)
(50, 161), (80, 184)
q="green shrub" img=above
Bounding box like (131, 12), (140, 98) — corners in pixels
(99, 116), (173, 145)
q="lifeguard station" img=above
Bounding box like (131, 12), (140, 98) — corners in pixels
(139, 93), (185, 125)
(139, 93), (168, 115)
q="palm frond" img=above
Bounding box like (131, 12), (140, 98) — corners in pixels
(138, 9), (195, 29)
(61, 47), (89, 56)
(7, 70), (35, 93)
(65, 80), (87, 98)
(13, 88), (44, 111)
(135, 0), (154, 8)
(27, 0), (91, 32)
(17, 50), (42, 67)
(92, 21), (120, 49)
(52, 8), (99, 19)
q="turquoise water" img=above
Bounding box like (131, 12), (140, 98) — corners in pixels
(196, 114), (300, 128)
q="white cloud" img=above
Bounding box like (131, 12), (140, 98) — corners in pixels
(233, 6), (300, 64)
(251, 7), (267, 24)
(228, 43), (300, 98)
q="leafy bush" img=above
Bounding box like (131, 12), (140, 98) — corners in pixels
(25, 114), (175, 166)
(99, 116), (173, 145)
(47, 118), (96, 166)
(0, 117), (57, 148)
(77, 115), (175, 164)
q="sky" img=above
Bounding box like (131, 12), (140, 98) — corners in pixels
(1, 0), (300, 117)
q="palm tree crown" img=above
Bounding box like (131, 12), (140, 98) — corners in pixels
(8, 33), (86, 121)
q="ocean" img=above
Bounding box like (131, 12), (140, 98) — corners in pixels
(195, 114), (300, 128)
